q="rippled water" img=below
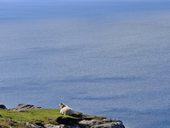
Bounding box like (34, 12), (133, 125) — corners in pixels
(0, 1), (170, 128)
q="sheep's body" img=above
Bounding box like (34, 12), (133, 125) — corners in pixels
(59, 103), (74, 115)
(60, 106), (74, 115)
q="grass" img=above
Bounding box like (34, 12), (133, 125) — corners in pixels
(0, 108), (74, 127)
(0, 108), (105, 127)
(0, 109), (62, 123)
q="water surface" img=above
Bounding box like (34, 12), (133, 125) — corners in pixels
(0, 1), (170, 128)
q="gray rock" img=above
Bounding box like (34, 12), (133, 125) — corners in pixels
(12, 104), (41, 112)
(0, 104), (7, 109)
(91, 121), (125, 128)
(44, 124), (65, 128)
(79, 119), (101, 126)
(91, 122), (119, 128)
(44, 124), (84, 128)
(79, 119), (125, 128)
(25, 122), (43, 128)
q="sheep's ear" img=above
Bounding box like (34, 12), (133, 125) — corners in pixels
(59, 103), (65, 108)
(59, 103), (63, 106)
(61, 103), (66, 106)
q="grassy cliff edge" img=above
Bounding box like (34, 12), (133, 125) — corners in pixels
(0, 104), (125, 128)
(0, 108), (106, 127)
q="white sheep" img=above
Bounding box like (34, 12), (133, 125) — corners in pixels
(59, 103), (74, 115)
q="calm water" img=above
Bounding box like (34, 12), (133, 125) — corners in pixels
(0, 1), (170, 128)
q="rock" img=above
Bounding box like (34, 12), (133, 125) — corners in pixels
(55, 118), (125, 128)
(12, 104), (41, 112)
(44, 124), (65, 128)
(55, 114), (125, 128)
(25, 122), (43, 128)
(91, 122), (125, 128)
(79, 119), (125, 128)
(44, 124), (86, 128)
(79, 119), (101, 126)
(55, 116), (81, 125)
(0, 104), (7, 109)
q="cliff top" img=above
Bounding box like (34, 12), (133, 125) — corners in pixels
(0, 104), (125, 128)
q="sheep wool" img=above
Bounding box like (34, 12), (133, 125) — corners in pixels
(60, 106), (74, 115)
(59, 103), (74, 115)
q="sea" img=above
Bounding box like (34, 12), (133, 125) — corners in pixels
(0, 0), (170, 128)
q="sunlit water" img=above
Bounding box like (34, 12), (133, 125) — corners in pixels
(0, 1), (170, 128)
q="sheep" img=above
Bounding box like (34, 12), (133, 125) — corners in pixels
(59, 103), (74, 115)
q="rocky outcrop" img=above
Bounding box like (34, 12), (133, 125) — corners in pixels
(44, 124), (65, 128)
(12, 104), (41, 112)
(55, 117), (125, 128)
(19, 113), (125, 128)
(24, 122), (43, 128)
(0, 104), (125, 128)
(0, 104), (7, 109)
(79, 119), (125, 128)
(56, 116), (81, 125)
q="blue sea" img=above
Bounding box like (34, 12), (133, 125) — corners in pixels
(0, 0), (170, 128)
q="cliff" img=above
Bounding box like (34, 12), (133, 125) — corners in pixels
(0, 104), (125, 128)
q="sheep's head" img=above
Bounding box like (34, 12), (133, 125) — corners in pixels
(59, 103), (66, 109)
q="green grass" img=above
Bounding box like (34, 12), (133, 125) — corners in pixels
(0, 108), (77, 127)
(0, 108), (78, 127)
(0, 108), (105, 127)
(0, 109), (62, 123)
